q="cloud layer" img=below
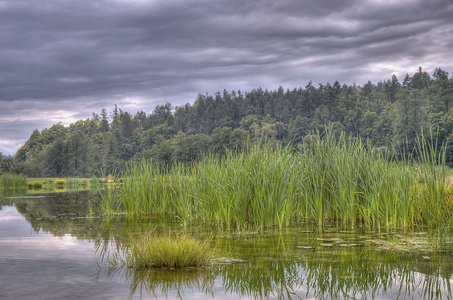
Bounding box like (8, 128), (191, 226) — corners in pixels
(1, 0), (452, 155)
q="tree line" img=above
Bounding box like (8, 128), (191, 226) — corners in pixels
(2, 66), (453, 177)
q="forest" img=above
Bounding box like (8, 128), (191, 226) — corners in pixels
(2, 66), (453, 178)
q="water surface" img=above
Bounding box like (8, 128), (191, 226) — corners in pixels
(1, 190), (453, 299)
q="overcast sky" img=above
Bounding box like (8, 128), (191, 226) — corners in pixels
(1, 0), (452, 156)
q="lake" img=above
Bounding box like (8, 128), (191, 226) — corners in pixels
(1, 189), (453, 299)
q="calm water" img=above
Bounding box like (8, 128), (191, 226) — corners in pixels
(1, 190), (453, 299)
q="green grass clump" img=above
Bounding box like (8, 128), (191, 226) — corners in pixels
(27, 181), (43, 189)
(125, 235), (214, 269)
(54, 179), (66, 187)
(100, 186), (122, 214)
(0, 173), (28, 189)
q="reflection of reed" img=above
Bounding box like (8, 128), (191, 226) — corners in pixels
(215, 260), (303, 299)
(100, 236), (453, 299)
(6, 190), (453, 299)
(94, 216), (453, 299)
(299, 245), (453, 300)
(114, 266), (215, 299)
(0, 188), (27, 199)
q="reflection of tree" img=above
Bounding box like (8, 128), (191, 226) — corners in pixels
(10, 190), (104, 238)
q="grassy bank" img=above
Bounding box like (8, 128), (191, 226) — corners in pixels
(0, 174), (121, 193)
(102, 132), (452, 229)
(25, 176), (120, 191)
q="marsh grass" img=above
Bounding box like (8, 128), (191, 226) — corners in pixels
(102, 131), (450, 229)
(65, 177), (89, 189)
(0, 173), (27, 189)
(27, 181), (43, 189)
(54, 178), (66, 186)
(100, 186), (122, 215)
(118, 234), (215, 269)
(24, 177), (106, 191)
(102, 226), (453, 300)
(413, 134), (449, 227)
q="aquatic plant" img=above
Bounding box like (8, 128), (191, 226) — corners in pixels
(413, 133), (449, 227)
(27, 181), (43, 189)
(100, 186), (122, 215)
(0, 173), (28, 189)
(121, 235), (215, 269)
(102, 131), (450, 229)
(54, 178), (66, 187)
(99, 223), (453, 300)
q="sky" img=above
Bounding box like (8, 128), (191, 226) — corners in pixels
(1, 0), (452, 156)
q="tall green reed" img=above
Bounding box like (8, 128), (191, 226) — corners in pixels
(104, 131), (450, 229)
(0, 173), (27, 189)
(100, 185), (122, 215)
(413, 132), (448, 226)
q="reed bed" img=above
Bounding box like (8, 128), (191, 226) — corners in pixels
(0, 173), (28, 189)
(102, 132), (450, 229)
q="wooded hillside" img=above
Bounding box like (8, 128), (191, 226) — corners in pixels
(4, 66), (453, 177)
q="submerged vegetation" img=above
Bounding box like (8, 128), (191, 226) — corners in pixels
(101, 131), (452, 230)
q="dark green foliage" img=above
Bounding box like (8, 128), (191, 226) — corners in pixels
(11, 67), (453, 177)
(393, 88), (428, 152)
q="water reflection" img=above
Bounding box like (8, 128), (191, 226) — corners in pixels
(99, 218), (453, 299)
(109, 266), (216, 299)
(2, 190), (453, 299)
(102, 243), (453, 299)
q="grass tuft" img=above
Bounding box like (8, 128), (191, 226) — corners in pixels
(54, 179), (66, 186)
(27, 181), (43, 189)
(123, 235), (214, 269)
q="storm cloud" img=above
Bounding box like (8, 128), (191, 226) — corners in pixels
(1, 0), (452, 155)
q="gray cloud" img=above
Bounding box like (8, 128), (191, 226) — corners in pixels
(0, 0), (452, 155)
